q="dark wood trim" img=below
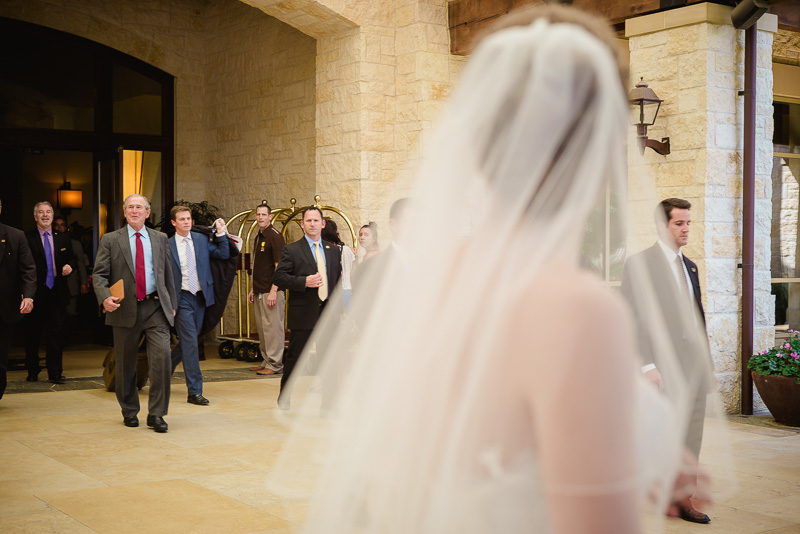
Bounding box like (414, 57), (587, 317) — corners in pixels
(449, 0), (797, 56)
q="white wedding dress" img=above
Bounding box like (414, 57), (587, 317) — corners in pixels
(269, 8), (704, 533)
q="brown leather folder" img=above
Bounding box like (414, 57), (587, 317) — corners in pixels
(109, 279), (124, 303)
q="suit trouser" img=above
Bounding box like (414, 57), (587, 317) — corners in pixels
(0, 320), (13, 399)
(171, 290), (206, 395)
(686, 393), (707, 459)
(113, 298), (172, 418)
(253, 290), (285, 371)
(24, 287), (65, 379)
(279, 300), (326, 405)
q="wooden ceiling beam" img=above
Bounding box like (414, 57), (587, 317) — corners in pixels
(449, 0), (799, 56)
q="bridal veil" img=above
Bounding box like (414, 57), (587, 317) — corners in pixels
(269, 5), (721, 533)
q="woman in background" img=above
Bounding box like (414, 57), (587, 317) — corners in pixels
(357, 223), (379, 262)
(321, 219), (355, 309)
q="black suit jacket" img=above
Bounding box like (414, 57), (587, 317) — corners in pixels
(621, 243), (711, 388)
(25, 228), (74, 306)
(274, 237), (342, 331)
(0, 223), (37, 324)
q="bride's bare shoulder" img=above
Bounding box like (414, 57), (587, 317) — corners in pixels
(522, 268), (630, 322)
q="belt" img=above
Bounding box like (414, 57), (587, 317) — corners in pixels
(139, 292), (159, 302)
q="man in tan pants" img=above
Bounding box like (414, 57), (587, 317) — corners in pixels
(247, 203), (286, 375)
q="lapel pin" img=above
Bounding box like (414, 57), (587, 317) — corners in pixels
(1, 239), (5, 243)
(691, 267), (696, 272)
(325, 245), (330, 249)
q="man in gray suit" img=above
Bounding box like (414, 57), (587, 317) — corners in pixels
(93, 194), (177, 433)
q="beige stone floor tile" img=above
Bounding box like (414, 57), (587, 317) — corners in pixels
(0, 441), (106, 495)
(0, 490), (55, 519)
(261, 501), (310, 526)
(19, 430), (251, 486)
(660, 506), (795, 534)
(711, 472), (799, 508)
(756, 526), (800, 533)
(39, 479), (289, 534)
(0, 509), (99, 533)
(738, 493), (800, 524)
(192, 438), (286, 467)
(189, 468), (297, 509)
(149, 412), (286, 448)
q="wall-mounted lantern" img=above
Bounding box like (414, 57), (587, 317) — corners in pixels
(629, 78), (671, 156)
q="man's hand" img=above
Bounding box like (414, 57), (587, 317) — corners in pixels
(267, 290), (277, 308)
(20, 297), (34, 314)
(644, 368), (663, 390)
(62, 264), (73, 276)
(103, 296), (121, 312)
(248, 289), (255, 304)
(214, 218), (227, 235)
(306, 273), (323, 288)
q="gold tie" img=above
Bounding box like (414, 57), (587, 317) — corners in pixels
(315, 242), (328, 301)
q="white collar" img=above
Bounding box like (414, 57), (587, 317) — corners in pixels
(657, 239), (683, 264)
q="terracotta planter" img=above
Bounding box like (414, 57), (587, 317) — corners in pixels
(751, 371), (800, 427)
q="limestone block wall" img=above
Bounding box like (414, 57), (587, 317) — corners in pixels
(202, 0), (317, 218)
(245, 0), (465, 247)
(627, 5), (776, 412)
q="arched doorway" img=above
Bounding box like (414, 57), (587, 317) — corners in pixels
(0, 16), (175, 345)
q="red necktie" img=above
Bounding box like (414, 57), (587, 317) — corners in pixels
(135, 232), (146, 301)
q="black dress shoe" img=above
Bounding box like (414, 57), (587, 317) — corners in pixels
(146, 415), (168, 433)
(49, 375), (67, 384)
(187, 394), (209, 405)
(123, 416), (139, 428)
(678, 503), (711, 524)
(26, 374), (38, 382)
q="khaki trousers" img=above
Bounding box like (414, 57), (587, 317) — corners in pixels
(253, 290), (285, 371)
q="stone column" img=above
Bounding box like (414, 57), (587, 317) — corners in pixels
(626, 3), (777, 412)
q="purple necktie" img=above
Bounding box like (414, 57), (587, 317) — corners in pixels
(43, 231), (54, 289)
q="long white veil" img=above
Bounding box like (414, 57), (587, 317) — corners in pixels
(269, 7), (717, 533)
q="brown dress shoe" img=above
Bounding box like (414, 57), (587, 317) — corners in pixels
(249, 366), (263, 371)
(256, 368), (276, 375)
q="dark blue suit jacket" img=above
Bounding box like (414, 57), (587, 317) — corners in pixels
(168, 231), (229, 307)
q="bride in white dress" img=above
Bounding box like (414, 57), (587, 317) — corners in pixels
(270, 5), (713, 533)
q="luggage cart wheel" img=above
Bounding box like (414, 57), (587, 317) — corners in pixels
(245, 344), (262, 362)
(234, 343), (248, 361)
(218, 341), (235, 359)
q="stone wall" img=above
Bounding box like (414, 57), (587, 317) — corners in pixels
(202, 0), (317, 218)
(627, 5), (776, 412)
(245, 0), (465, 245)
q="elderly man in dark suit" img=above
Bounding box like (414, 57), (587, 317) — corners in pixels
(93, 194), (177, 433)
(621, 197), (713, 525)
(168, 205), (229, 406)
(24, 201), (75, 384)
(0, 198), (36, 400)
(274, 206), (341, 409)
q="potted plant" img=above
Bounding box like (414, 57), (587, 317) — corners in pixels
(748, 331), (800, 427)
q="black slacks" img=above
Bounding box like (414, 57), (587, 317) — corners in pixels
(24, 287), (65, 380)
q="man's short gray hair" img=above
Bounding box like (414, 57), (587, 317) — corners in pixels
(33, 201), (54, 216)
(123, 194), (151, 211)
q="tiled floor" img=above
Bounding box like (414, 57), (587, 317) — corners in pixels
(1, 345), (799, 533)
